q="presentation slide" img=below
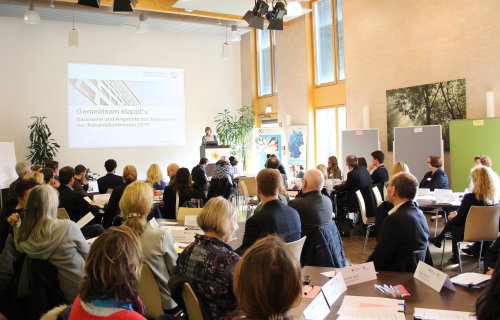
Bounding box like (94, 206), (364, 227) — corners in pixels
(67, 63), (185, 148)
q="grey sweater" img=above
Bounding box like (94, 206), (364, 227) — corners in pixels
(14, 219), (89, 302)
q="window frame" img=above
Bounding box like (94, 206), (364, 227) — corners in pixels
(313, 105), (346, 165)
(256, 29), (277, 98)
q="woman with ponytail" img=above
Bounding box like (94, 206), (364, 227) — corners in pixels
(119, 181), (178, 313)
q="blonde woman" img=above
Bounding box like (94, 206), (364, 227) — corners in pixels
(9, 185), (89, 302)
(103, 165), (138, 228)
(24, 171), (44, 185)
(317, 164), (333, 194)
(120, 181), (178, 312)
(146, 163), (167, 191)
(430, 166), (500, 263)
(171, 197), (240, 320)
(391, 161), (410, 176)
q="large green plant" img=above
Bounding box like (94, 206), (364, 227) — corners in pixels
(215, 106), (255, 169)
(27, 116), (60, 165)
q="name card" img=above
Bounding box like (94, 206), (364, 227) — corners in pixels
(414, 127), (423, 133)
(473, 119), (484, 126)
(356, 130), (364, 136)
(414, 261), (455, 292)
(302, 290), (330, 320)
(184, 215), (199, 227)
(322, 272), (347, 307)
(337, 262), (377, 286)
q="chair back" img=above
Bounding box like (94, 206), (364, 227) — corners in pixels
(182, 282), (205, 320)
(138, 263), (163, 319)
(239, 180), (250, 202)
(239, 176), (258, 196)
(106, 188), (113, 194)
(177, 207), (203, 221)
(372, 186), (383, 207)
(356, 190), (368, 224)
(57, 208), (70, 220)
(285, 236), (306, 264)
(463, 205), (500, 242)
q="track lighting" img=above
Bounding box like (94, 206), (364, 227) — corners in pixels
(78, 0), (100, 8)
(113, 0), (133, 12)
(243, 0), (268, 30)
(266, 0), (286, 30)
(24, 3), (40, 24)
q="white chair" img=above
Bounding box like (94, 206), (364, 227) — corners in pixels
(177, 207), (203, 221)
(456, 205), (500, 273)
(138, 264), (163, 319)
(239, 176), (258, 197)
(356, 190), (375, 255)
(239, 180), (258, 219)
(285, 236), (306, 264)
(182, 282), (205, 320)
(372, 186), (383, 207)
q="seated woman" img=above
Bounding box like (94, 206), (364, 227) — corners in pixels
(476, 257), (500, 320)
(103, 165), (137, 228)
(327, 156), (342, 180)
(11, 185), (89, 303)
(232, 235), (302, 320)
(430, 166), (499, 263)
(213, 156), (235, 185)
(163, 168), (206, 219)
(419, 156), (448, 190)
(68, 226), (146, 319)
(146, 163), (167, 191)
(317, 164), (334, 195)
(170, 197), (240, 320)
(119, 181), (178, 312)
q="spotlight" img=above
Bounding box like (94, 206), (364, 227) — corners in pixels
(78, 0), (100, 8)
(243, 0), (268, 30)
(286, 0), (302, 16)
(113, 0), (133, 12)
(136, 13), (149, 33)
(24, 3), (40, 24)
(266, 0), (286, 30)
(229, 24), (240, 42)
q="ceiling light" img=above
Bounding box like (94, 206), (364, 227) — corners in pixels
(266, 0), (286, 30)
(49, 0), (55, 8)
(24, 3), (40, 24)
(68, 28), (79, 47)
(229, 24), (241, 42)
(286, 0), (302, 16)
(78, 0), (100, 8)
(243, 0), (269, 30)
(113, 0), (133, 12)
(222, 42), (231, 60)
(136, 13), (149, 33)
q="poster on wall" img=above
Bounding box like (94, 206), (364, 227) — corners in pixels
(386, 79), (466, 151)
(286, 125), (307, 179)
(253, 127), (283, 171)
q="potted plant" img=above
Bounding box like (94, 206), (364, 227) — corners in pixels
(215, 105), (255, 169)
(27, 116), (60, 165)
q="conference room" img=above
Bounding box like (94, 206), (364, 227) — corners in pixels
(0, 0), (499, 319)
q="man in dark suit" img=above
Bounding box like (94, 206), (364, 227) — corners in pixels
(369, 150), (389, 192)
(58, 166), (103, 238)
(97, 159), (124, 194)
(367, 173), (429, 271)
(333, 155), (372, 213)
(236, 169), (301, 256)
(73, 164), (91, 199)
(191, 157), (208, 192)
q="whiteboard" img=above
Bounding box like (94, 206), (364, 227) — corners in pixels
(393, 125), (443, 183)
(341, 129), (380, 175)
(0, 142), (17, 189)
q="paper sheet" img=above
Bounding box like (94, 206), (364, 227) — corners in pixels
(184, 215), (199, 227)
(83, 196), (93, 204)
(413, 307), (476, 320)
(450, 272), (491, 287)
(338, 296), (404, 314)
(76, 212), (95, 228)
(149, 217), (160, 229)
(302, 291), (330, 320)
(322, 272), (347, 307)
(337, 309), (406, 320)
(321, 270), (337, 278)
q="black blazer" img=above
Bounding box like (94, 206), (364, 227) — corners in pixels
(102, 182), (131, 228)
(162, 184), (206, 220)
(419, 168), (448, 191)
(58, 185), (101, 223)
(236, 199), (301, 256)
(97, 173), (124, 194)
(449, 193), (489, 241)
(367, 201), (429, 271)
(288, 190), (333, 237)
(371, 165), (389, 186)
(334, 165), (373, 211)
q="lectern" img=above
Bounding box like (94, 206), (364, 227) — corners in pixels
(200, 145), (231, 163)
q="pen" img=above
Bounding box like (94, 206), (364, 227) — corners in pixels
(304, 285), (314, 295)
(373, 284), (387, 295)
(383, 284), (396, 297)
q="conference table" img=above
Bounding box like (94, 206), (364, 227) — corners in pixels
(293, 266), (481, 319)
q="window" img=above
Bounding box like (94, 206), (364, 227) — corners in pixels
(313, 0), (345, 84)
(315, 106), (346, 166)
(257, 29), (277, 96)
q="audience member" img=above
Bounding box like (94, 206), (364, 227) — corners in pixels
(166, 163), (180, 182)
(333, 155), (372, 214)
(192, 157), (209, 192)
(232, 235), (302, 320)
(265, 156), (287, 188)
(25, 171), (44, 185)
(41, 167), (60, 188)
(170, 197), (240, 320)
(213, 156), (235, 185)
(31, 164), (42, 172)
(163, 168), (206, 219)
(369, 150), (389, 192)
(327, 156), (342, 179)
(72, 164), (91, 198)
(10, 185), (89, 303)
(45, 160), (60, 181)
(67, 226), (146, 319)
(430, 166), (499, 263)
(97, 159), (124, 194)
(5, 161), (31, 212)
(201, 126), (218, 146)
(296, 165), (305, 179)
(229, 156), (239, 175)
(419, 156), (449, 190)
(146, 163), (167, 191)
(103, 165), (138, 228)
(391, 161), (410, 176)
(475, 258), (500, 320)
(475, 155), (493, 167)
(277, 170), (291, 205)
(316, 164), (334, 195)
(357, 157), (368, 168)
(484, 236), (500, 275)
(236, 169), (301, 256)
(367, 173), (429, 271)
(58, 166), (103, 239)
(120, 181), (178, 312)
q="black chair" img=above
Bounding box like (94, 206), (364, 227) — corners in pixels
(207, 178), (233, 200)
